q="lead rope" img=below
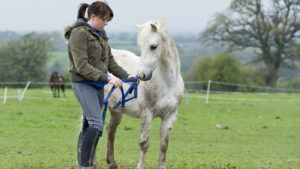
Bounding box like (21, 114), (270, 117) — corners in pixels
(101, 77), (139, 124)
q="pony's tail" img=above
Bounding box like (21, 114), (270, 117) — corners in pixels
(77, 3), (89, 21)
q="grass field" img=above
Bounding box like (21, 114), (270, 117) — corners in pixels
(0, 88), (299, 169)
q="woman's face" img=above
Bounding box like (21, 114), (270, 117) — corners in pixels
(90, 14), (110, 30)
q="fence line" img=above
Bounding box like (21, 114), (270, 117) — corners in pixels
(19, 81), (30, 102)
(1, 80), (300, 91)
(1, 80), (300, 104)
(205, 80), (211, 104)
(0, 82), (73, 86)
(188, 94), (300, 103)
(184, 80), (300, 93)
(185, 80), (300, 104)
(209, 80), (300, 92)
(1, 91), (299, 105)
(1, 80), (300, 94)
(3, 87), (7, 104)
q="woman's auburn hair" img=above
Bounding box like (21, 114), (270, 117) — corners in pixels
(77, 1), (113, 21)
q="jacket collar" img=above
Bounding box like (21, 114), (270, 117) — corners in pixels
(85, 23), (109, 40)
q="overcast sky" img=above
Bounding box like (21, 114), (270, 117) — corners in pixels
(0, 0), (232, 33)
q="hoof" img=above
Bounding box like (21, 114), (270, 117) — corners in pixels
(109, 163), (119, 169)
(157, 164), (166, 169)
(92, 160), (98, 169)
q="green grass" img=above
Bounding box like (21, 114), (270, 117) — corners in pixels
(0, 89), (299, 169)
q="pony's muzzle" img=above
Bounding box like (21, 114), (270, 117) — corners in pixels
(137, 72), (146, 81)
(137, 72), (152, 81)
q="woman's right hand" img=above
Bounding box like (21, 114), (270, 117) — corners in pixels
(108, 74), (123, 88)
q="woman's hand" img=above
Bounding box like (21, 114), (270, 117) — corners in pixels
(107, 74), (123, 88)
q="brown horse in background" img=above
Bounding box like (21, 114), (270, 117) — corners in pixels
(49, 72), (65, 98)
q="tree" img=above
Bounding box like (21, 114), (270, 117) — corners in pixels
(184, 53), (263, 91)
(0, 31), (19, 42)
(202, 0), (300, 87)
(0, 33), (52, 82)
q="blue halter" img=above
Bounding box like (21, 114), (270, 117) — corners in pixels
(102, 77), (139, 124)
(81, 77), (139, 124)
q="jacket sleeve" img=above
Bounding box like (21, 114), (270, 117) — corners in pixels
(107, 47), (129, 79)
(69, 29), (108, 82)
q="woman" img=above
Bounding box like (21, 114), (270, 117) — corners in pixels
(64, 1), (133, 168)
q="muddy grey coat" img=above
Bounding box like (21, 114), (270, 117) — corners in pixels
(65, 19), (128, 82)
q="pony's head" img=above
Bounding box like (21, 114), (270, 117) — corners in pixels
(136, 20), (169, 81)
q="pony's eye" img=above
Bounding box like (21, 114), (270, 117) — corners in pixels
(150, 44), (158, 51)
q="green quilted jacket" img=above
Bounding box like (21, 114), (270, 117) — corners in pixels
(64, 19), (128, 82)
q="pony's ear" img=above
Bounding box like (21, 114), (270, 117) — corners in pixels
(135, 24), (144, 33)
(135, 24), (143, 29)
(158, 20), (167, 28)
(150, 23), (158, 32)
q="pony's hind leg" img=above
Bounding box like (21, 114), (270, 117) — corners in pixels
(106, 109), (123, 169)
(51, 87), (55, 98)
(61, 85), (66, 97)
(158, 111), (178, 169)
(54, 87), (58, 98)
(137, 110), (153, 169)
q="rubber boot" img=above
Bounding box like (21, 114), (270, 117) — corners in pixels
(77, 131), (85, 165)
(79, 127), (101, 168)
(78, 118), (89, 164)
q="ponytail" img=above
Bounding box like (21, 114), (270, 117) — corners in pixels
(77, 3), (89, 21)
(76, 1), (114, 22)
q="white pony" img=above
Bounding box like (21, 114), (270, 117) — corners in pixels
(105, 20), (184, 169)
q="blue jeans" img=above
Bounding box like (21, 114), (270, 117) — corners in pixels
(72, 82), (104, 132)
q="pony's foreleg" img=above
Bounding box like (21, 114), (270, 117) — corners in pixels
(57, 86), (60, 98)
(62, 85), (66, 97)
(106, 109), (123, 169)
(54, 87), (57, 98)
(158, 110), (178, 169)
(51, 87), (55, 98)
(137, 110), (153, 169)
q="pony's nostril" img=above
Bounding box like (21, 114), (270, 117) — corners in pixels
(138, 72), (146, 79)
